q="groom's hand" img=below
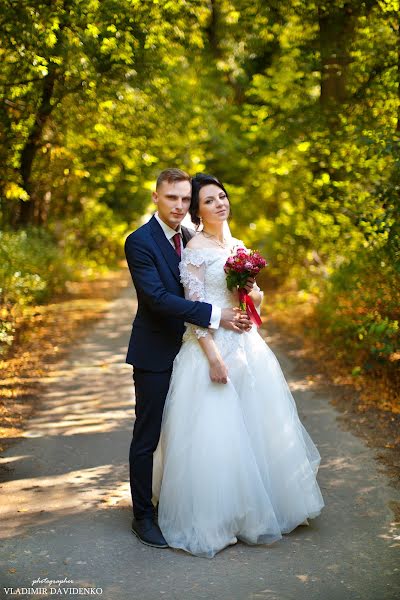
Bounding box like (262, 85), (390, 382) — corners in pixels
(220, 307), (252, 333)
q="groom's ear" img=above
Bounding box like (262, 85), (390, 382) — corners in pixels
(152, 191), (158, 204)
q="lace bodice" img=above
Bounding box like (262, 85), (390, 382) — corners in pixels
(180, 247), (239, 306)
(179, 243), (243, 342)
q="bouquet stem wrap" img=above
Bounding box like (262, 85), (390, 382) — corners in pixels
(238, 288), (262, 327)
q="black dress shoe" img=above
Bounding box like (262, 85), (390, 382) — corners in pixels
(131, 517), (168, 549)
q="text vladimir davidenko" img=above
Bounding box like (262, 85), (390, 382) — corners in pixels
(3, 578), (103, 595)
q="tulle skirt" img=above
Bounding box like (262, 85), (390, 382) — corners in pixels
(152, 327), (324, 558)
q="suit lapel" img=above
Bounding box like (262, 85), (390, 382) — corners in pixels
(149, 216), (180, 282)
(181, 225), (195, 247)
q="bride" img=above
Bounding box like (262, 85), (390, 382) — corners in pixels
(152, 173), (325, 558)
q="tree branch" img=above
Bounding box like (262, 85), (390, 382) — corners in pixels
(0, 77), (45, 88)
(352, 62), (397, 101)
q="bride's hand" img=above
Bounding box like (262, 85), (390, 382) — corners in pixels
(244, 277), (255, 293)
(209, 356), (228, 384)
(245, 277), (262, 308)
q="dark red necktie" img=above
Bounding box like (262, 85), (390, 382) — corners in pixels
(172, 233), (181, 258)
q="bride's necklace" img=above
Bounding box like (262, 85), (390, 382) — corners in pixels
(201, 229), (228, 249)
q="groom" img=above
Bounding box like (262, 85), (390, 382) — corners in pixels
(124, 168), (252, 548)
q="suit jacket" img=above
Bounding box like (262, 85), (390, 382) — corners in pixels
(124, 215), (212, 371)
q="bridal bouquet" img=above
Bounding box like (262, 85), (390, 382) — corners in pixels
(224, 247), (267, 327)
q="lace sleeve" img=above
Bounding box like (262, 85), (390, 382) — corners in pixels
(179, 250), (209, 339)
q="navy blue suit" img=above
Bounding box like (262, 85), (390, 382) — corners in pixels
(124, 215), (212, 518)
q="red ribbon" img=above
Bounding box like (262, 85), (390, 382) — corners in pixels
(238, 288), (262, 327)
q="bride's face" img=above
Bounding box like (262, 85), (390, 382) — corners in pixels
(198, 184), (230, 226)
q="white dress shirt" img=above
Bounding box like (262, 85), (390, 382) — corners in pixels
(154, 213), (221, 330)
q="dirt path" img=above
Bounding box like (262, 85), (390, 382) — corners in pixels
(0, 283), (399, 600)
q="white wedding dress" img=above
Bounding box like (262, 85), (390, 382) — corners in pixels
(152, 242), (325, 558)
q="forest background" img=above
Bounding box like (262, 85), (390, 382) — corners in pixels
(0, 1), (399, 420)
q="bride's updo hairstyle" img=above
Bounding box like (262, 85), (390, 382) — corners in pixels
(190, 173), (230, 229)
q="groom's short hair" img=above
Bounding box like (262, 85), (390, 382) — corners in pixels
(156, 168), (191, 190)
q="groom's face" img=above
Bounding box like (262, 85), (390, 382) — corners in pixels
(152, 179), (191, 230)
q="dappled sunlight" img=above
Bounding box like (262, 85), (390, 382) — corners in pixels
(0, 454), (29, 466)
(0, 289), (136, 540)
(287, 378), (314, 392)
(24, 397), (133, 437)
(1, 2), (399, 595)
(0, 463), (131, 539)
(19, 362), (134, 437)
(377, 520), (400, 547)
(8, 291), (137, 440)
(0, 279), (398, 600)
(319, 456), (362, 473)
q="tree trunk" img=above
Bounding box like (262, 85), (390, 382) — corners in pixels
(207, 0), (221, 59)
(397, 10), (400, 134)
(17, 66), (57, 226)
(318, 3), (356, 108)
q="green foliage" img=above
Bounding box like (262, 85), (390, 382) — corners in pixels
(0, 208), (125, 354)
(313, 247), (399, 364)
(0, 229), (69, 306)
(196, 0), (400, 371)
(58, 198), (127, 274)
(0, 227), (70, 353)
(0, 0), (399, 372)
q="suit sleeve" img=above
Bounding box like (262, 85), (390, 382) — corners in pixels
(125, 236), (212, 328)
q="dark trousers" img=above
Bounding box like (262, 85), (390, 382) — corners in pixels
(129, 367), (172, 520)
